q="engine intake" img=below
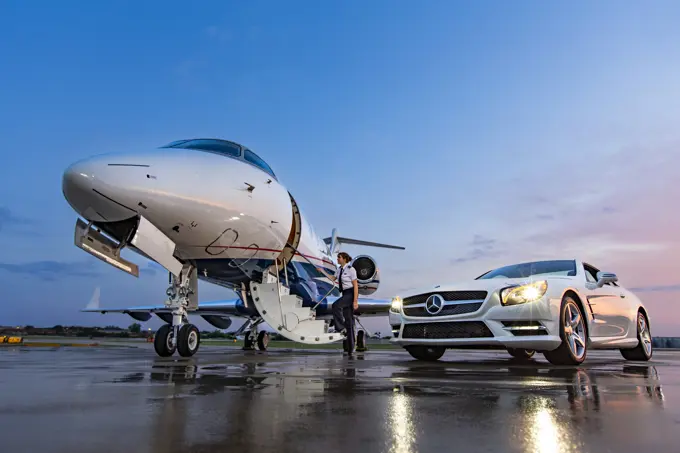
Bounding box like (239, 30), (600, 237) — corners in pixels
(352, 255), (380, 295)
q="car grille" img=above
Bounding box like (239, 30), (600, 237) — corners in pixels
(402, 321), (494, 339)
(403, 302), (483, 317)
(402, 291), (487, 306)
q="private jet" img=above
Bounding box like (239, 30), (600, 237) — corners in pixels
(62, 138), (404, 357)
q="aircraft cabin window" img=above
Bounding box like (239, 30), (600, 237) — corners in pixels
(244, 149), (276, 178)
(162, 139), (241, 158)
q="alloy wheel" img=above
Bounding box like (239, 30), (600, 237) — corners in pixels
(564, 301), (586, 360)
(639, 313), (652, 357)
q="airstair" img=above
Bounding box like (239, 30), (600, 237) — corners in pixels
(249, 259), (341, 345)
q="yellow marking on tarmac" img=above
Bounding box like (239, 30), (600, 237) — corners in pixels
(0, 341), (101, 348)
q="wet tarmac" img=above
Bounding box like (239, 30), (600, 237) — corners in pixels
(0, 344), (678, 453)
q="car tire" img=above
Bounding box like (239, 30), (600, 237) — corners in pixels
(404, 345), (445, 362)
(620, 310), (653, 361)
(543, 295), (588, 366)
(507, 348), (535, 360)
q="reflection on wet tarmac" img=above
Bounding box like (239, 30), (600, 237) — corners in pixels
(0, 348), (676, 453)
(388, 391), (415, 453)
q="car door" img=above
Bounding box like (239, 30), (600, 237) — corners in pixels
(582, 264), (632, 338)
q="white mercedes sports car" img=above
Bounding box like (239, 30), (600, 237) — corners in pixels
(389, 259), (653, 365)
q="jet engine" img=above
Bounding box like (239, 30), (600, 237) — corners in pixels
(351, 255), (380, 295)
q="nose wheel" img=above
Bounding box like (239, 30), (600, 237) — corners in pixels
(154, 324), (176, 357)
(153, 323), (201, 357)
(177, 324), (201, 357)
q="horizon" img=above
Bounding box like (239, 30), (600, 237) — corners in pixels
(2, 1), (679, 336)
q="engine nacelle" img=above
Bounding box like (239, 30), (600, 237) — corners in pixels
(201, 315), (233, 330)
(352, 255), (380, 295)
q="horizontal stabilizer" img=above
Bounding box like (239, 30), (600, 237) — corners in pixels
(323, 236), (405, 250)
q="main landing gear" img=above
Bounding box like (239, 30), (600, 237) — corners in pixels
(241, 318), (270, 351)
(153, 264), (201, 358)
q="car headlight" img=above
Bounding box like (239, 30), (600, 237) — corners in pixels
(500, 280), (548, 306)
(390, 296), (402, 313)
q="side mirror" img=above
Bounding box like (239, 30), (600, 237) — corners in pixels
(596, 271), (618, 288)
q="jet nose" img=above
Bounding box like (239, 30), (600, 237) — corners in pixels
(62, 156), (135, 222)
(62, 159), (99, 219)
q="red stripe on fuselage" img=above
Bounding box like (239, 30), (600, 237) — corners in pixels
(186, 245), (336, 267)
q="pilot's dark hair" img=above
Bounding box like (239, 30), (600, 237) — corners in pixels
(338, 252), (352, 263)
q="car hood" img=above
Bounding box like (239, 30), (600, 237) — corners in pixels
(398, 276), (573, 298)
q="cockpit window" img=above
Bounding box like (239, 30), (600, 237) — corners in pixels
(160, 138), (277, 180)
(164, 139), (190, 147)
(244, 149), (276, 178)
(162, 139), (241, 158)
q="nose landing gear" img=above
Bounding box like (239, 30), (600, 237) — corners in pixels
(154, 263), (202, 358)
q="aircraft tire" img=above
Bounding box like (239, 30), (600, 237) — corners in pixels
(257, 331), (269, 351)
(154, 324), (176, 357)
(177, 324), (200, 357)
(243, 331), (255, 350)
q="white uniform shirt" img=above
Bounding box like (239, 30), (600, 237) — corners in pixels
(335, 263), (357, 292)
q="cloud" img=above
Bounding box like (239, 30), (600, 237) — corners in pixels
(451, 235), (504, 263)
(0, 260), (102, 281)
(0, 206), (35, 234)
(628, 284), (680, 293)
(471, 235), (495, 248)
(139, 260), (167, 276)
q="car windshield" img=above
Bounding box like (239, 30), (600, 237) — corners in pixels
(476, 260), (577, 279)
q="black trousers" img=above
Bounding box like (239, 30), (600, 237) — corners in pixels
(332, 289), (355, 351)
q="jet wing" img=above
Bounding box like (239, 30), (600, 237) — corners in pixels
(321, 296), (393, 316)
(80, 287), (392, 321)
(81, 298), (391, 316)
(81, 287), (244, 324)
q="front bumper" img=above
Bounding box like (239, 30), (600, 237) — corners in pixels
(389, 293), (562, 352)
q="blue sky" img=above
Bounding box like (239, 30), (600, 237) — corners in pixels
(2, 1), (680, 335)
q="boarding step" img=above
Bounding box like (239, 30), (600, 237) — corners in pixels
(250, 282), (342, 345)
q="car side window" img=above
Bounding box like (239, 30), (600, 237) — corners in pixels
(585, 270), (597, 283)
(584, 264), (618, 286)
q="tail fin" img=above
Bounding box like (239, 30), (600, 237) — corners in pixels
(323, 230), (405, 252)
(86, 286), (101, 310)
